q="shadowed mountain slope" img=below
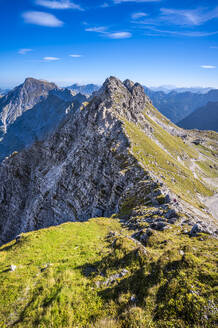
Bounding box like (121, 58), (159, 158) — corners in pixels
(144, 87), (218, 123)
(179, 101), (218, 132)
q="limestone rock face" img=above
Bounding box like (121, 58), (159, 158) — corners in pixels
(0, 78), (57, 135)
(0, 76), (217, 245)
(0, 78), (87, 161)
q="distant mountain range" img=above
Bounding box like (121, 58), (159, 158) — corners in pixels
(148, 86), (213, 94)
(67, 83), (99, 95)
(179, 101), (218, 132)
(144, 87), (218, 123)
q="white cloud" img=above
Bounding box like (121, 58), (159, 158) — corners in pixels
(210, 46), (218, 49)
(132, 12), (147, 19)
(201, 65), (216, 69)
(140, 25), (218, 37)
(85, 26), (107, 33)
(85, 27), (132, 39)
(22, 11), (63, 27)
(43, 57), (60, 61)
(36, 0), (83, 10)
(69, 54), (82, 57)
(18, 48), (33, 55)
(107, 32), (132, 39)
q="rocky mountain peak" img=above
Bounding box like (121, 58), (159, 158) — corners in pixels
(21, 77), (58, 94)
(0, 78), (59, 136)
(123, 79), (135, 91)
(101, 76), (127, 94)
(91, 76), (150, 124)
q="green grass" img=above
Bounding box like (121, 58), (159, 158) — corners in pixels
(123, 119), (213, 207)
(0, 218), (122, 328)
(144, 112), (198, 160)
(97, 226), (218, 328)
(0, 219), (217, 328)
(196, 160), (218, 179)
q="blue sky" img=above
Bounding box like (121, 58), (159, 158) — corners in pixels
(0, 0), (218, 88)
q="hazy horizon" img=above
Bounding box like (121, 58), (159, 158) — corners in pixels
(1, 77), (217, 91)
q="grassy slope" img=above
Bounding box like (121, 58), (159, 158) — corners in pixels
(124, 119), (212, 208)
(0, 219), (122, 327)
(146, 103), (218, 182)
(0, 219), (217, 328)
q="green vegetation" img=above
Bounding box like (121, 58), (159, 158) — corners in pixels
(144, 111), (198, 160)
(0, 218), (122, 327)
(123, 119), (213, 208)
(196, 160), (218, 179)
(0, 219), (217, 327)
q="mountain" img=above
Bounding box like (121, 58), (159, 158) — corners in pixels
(67, 83), (100, 95)
(0, 76), (217, 243)
(179, 101), (218, 132)
(171, 87), (214, 94)
(144, 87), (218, 123)
(0, 78), (87, 161)
(0, 77), (217, 328)
(149, 86), (214, 94)
(0, 78), (57, 136)
(67, 83), (218, 124)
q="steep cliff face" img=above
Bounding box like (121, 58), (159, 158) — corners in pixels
(0, 78), (57, 135)
(0, 77), (217, 245)
(0, 79), (87, 161)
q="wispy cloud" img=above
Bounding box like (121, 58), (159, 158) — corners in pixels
(107, 32), (132, 39)
(69, 54), (82, 57)
(143, 26), (218, 37)
(131, 6), (218, 37)
(18, 48), (33, 55)
(85, 26), (132, 39)
(132, 12), (147, 19)
(22, 11), (63, 27)
(114, 0), (160, 3)
(201, 65), (216, 69)
(85, 26), (107, 33)
(210, 46), (218, 49)
(43, 56), (60, 61)
(160, 7), (218, 26)
(35, 0), (83, 10)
